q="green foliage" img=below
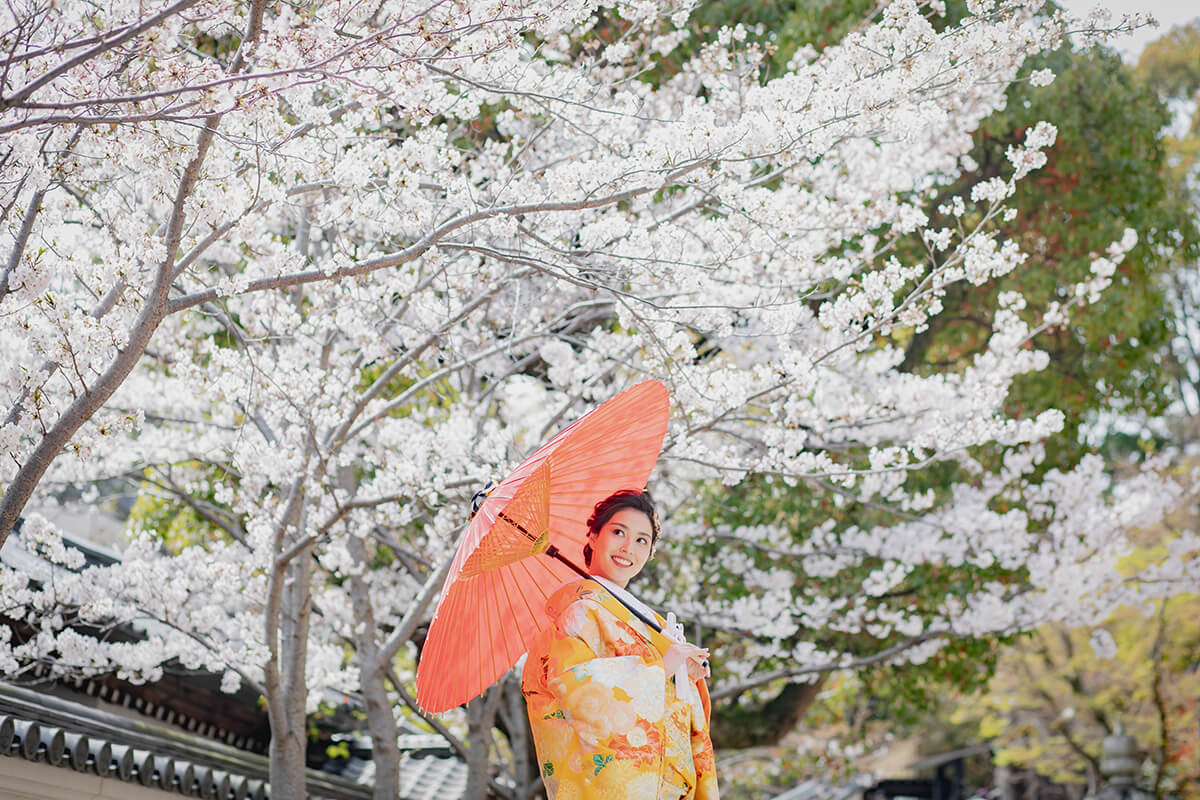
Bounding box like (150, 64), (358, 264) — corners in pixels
(956, 588), (1200, 796)
(1134, 21), (1200, 427)
(905, 43), (1191, 467)
(325, 740), (351, 760)
(682, 468), (1026, 748)
(757, 0), (876, 75)
(1137, 21), (1200, 100)
(125, 463), (241, 553)
(665, 1), (1195, 752)
(191, 27), (241, 61)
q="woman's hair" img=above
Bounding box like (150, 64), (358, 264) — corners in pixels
(582, 489), (660, 566)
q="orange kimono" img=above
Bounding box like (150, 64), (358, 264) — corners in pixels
(521, 579), (720, 800)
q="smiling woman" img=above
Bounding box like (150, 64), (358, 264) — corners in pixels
(521, 490), (719, 800)
(583, 497), (656, 588)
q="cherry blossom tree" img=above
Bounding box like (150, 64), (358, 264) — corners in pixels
(3, 0), (1198, 797)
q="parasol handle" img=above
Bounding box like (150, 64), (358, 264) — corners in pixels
(544, 544), (664, 635)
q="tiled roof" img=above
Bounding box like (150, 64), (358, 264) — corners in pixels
(23, 665), (270, 754)
(2, 523), (470, 800)
(334, 746), (470, 800)
(397, 751), (470, 800)
(774, 778), (867, 800)
(904, 743), (992, 771)
(1, 681), (466, 799)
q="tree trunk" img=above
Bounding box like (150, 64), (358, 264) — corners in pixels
(346, 535), (402, 800)
(266, 543), (315, 797)
(710, 675), (828, 749)
(466, 687), (503, 799)
(364, 663), (401, 800)
(899, 282), (969, 373)
(995, 764), (1014, 800)
(497, 673), (542, 800)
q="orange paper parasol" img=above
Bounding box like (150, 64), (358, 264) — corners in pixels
(416, 380), (670, 713)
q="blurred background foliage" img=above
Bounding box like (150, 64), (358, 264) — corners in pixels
(650, 4), (1200, 797)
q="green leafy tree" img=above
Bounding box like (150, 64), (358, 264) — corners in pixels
(1137, 20), (1200, 419)
(961, 598), (1200, 799)
(910, 43), (1188, 461)
(954, 515), (1200, 800)
(1137, 20), (1200, 158)
(663, 2), (1194, 751)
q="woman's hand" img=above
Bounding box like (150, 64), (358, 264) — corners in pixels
(664, 642), (710, 682)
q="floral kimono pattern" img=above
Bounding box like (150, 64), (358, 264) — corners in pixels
(522, 579), (720, 800)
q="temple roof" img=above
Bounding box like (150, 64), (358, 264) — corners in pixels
(0, 680), (468, 799)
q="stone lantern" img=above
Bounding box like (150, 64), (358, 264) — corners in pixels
(1086, 722), (1154, 800)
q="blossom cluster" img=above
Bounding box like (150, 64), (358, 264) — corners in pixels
(0, 0), (1188, 752)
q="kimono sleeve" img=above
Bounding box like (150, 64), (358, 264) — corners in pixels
(543, 597), (668, 750)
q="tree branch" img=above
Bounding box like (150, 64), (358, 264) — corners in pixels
(1151, 599), (1170, 799)
(163, 158), (713, 315)
(0, 0), (204, 111)
(385, 663), (470, 762)
(321, 266), (527, 455)
(376, 552), (455, 666)
(709, 629), (949, 700)
(1, 126), (84, 303)
(0, 110), (222, 546)
(140, 468), (247, 545)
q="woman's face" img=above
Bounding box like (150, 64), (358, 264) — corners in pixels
(587, 507), (654, 588)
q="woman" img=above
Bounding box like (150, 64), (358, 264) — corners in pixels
(522, 490), (720, 800)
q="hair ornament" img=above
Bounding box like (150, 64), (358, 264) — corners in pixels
(469, 481), (496, 521)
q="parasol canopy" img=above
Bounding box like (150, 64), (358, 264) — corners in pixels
(415, 380), (669, 713)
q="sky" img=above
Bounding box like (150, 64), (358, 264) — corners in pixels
(1056, 0), (1198, 60)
